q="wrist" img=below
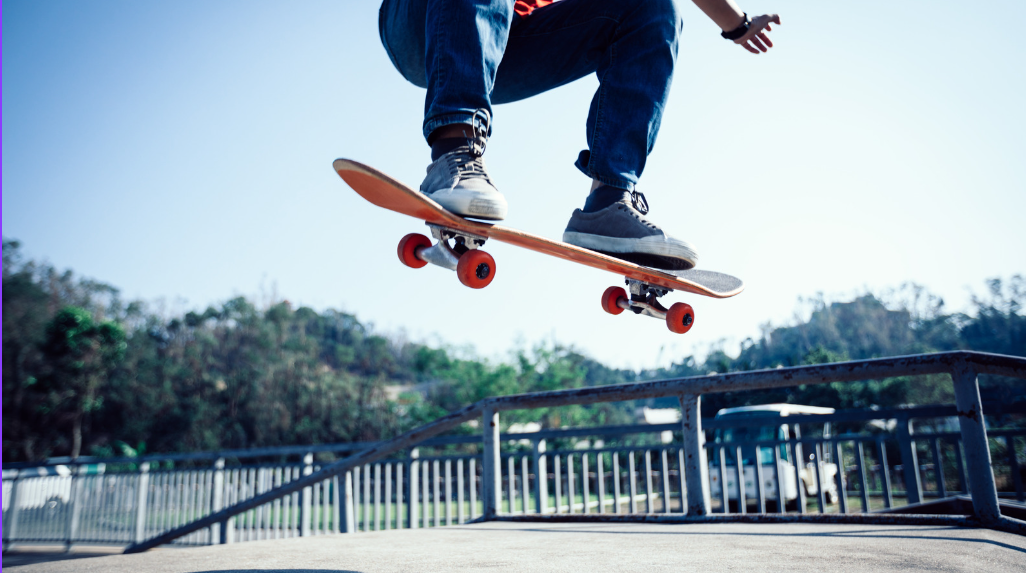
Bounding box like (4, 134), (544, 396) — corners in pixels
(720, 13), (751, 40)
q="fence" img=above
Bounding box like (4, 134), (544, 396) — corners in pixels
(2, 351), (1024, 552)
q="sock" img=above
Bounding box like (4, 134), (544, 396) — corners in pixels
(582, 185), (629, 213)
(431, 137), (472, 161)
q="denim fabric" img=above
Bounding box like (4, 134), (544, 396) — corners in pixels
(378, 0), (683, 191)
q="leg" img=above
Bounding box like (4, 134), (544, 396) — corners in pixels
(379, 0), (515, 141)
(493, 0), (684, 190)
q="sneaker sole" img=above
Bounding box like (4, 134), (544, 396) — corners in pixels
(562, 232), (698, 271)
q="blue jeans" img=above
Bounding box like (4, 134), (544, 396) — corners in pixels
(378, 0), (683, 191)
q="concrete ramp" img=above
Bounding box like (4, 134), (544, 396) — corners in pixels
(10, 521), (1026, 573)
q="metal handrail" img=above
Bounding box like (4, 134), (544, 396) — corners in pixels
(115, 351), (1025, 552)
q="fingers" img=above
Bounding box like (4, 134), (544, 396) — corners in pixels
(736, 14), (780, 54)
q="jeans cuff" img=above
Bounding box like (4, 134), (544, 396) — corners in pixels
(574, 150), (636, 191)
(423, 113), (480, 143)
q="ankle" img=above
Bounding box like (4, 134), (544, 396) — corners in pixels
(582, 185), (628, 213)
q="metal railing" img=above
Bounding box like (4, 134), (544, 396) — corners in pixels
(2, 351), (1024, 552)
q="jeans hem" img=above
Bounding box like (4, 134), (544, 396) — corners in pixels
(575, 150), (636, 191)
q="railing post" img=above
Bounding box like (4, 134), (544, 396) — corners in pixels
(533, 439), (548, 514)
(408, 449), (419, 529)
(133, 462), (151, 544)
(65, 464), (85, 551)
(211, 458), (225, 544)
(300, 453), (313, 536)
(3, 471), (23, 551)
(679, 393), (710, 516)
(482, 407), (501, 519)
(896, 416), (923, 504)
(951, 361), (1001, 524)
(336, 470), (354, 533)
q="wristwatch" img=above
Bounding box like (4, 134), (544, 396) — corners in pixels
(721, 13), (751, 40)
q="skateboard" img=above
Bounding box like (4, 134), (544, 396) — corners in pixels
(333, 158), (744, 334)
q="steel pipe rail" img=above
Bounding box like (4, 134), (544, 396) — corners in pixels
(116, 351), (1025, 552)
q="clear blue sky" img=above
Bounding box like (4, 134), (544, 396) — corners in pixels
(3, 0), (1024, 369)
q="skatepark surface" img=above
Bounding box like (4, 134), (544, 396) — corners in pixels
(6, 521), (1026, 572)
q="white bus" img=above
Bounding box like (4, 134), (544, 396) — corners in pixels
(708, 404), (840, 510)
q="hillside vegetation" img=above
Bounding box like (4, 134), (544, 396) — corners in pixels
(3, 239), (1024, 462)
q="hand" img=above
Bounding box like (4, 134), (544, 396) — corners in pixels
(735, 14), (781, 54)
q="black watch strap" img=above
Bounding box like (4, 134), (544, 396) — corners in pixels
(721, 13), (751, 40)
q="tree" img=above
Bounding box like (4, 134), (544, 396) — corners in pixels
(40, 307), (126, 458)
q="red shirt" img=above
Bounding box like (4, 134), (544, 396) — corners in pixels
(514, 0), (556, 17)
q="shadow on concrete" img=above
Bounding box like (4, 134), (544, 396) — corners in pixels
(451, 525), (1026, 555)
(191, 571), (364, 573)
(2, 546), (125, 568)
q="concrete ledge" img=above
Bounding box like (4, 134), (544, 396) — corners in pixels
(9, 521), (1026, 572)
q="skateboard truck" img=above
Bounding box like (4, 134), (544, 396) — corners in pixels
(396, 224), (496, 289)
(601, 279), (695, 334)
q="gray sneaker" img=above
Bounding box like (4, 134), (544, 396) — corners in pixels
(420, 145), (508, 221)
(562, 191), (699, 270)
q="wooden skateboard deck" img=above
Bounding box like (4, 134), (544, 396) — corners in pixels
(333, 159), (743, 298)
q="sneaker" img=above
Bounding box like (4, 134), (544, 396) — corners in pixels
(420, 145), (508, 221)
(562, 190), (699, 270)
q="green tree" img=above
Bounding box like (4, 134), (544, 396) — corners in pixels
(40, 307), (126, 458)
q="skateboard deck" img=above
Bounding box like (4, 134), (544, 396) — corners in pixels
(333, 158), (743, 332)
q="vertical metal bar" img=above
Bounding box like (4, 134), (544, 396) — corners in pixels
(210, 461), (225, 544)
(735, 446), (747, 514)
(582, 454), (591, 515)
(3, 473), (22, 547)
(554, 455), (563, 513)
(612, 452), (621, 514)
(385, 463), (393, 531)
(300, 454), (313, 536)
(396, 462), (404, 529)
(660, 449), (671, 514)
(773, 445), (785, 513)
(507, 456), (516, 515)
(445, 460), (453, 525)
(791, 441), (806, 514)
(680, 393), (710, 516)
(521, 456), (530, 515)
(1006, 436), (1024, 503)
(832, 440), (848, 514)
(373, 464), (382, 531)
(133, 463), (150, 544)
(533, 440), (547, 515)
(678, 449), (687, 513)
(877, 439), (893, 509)
(719, 446), (729, 513)
(363, 464), (372, 532)
(457, 459), (465, 523)
(931, 437), (947, 499)
(643, 451), (654, 514)
(567, 454), (576, 514)
(753, 446), (765, 514)
(953, 438), (968, 494)
(482, 407), (501, 519)
(422, 460), (430, 527)
(855, 441), (870, 513)
(628, 451), (638, 514)
(408, 459), (419, 529)
(597, 453), (607, 514)
(896, 418), (923, 505)
(432, 460), (441, 527)
(951, 360), (1001, 522)
(273, 467), (283, 539)
(814, 443), (826, 513)
(65, 467), (84, 548)
(469, 458), (477, 520)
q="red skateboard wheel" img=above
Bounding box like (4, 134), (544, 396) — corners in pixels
(666, 302), (695, 334)
(397, 233), (431, 269)
(456, 249), (496, 289)
(601, 286), (627, 315)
